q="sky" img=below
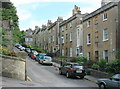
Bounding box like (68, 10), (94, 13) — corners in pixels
(10, 0), (102, 31)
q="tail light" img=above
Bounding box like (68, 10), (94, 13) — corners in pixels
(43, 60), (46, 61)
(70, 68), (74, 71)
(83, 70), (86, 72)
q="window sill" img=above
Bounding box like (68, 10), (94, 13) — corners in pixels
(87, 43), (91, 45)
(103, 39), (109, 42)
(103, 19), (107, 22)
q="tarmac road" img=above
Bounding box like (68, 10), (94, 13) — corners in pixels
(27, 57), (98, 88)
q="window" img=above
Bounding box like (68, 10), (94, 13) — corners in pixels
(53, 36), (54, 42)
(61, 27), (64, 32)
(87, 34), (91, 44)
(103, 50), (108, 62)
(103, 28), (108, 41)
(49, 38), (50, 43)
(70, 48), (72, 57)
(70, 32), (72, 41)
(76, 48), (79, 56)
(87, 21), (91, 27)
(103, 13), (108, 21)
(61, 35), (64, 44)
(62, 49), (64, 56)
(69, 22), (72, 28)
(87, 52), (90, 60)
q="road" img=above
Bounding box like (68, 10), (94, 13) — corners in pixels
(26, 57), (98, 88)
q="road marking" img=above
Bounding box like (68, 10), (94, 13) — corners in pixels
(27, 76), (32, 81)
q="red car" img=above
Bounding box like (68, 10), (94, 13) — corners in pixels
(30, 50), (38, 59)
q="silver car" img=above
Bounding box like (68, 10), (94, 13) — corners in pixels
(39, 56), (52, 65)
(97, 74), (120, 89)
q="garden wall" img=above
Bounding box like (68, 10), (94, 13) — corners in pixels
(87, 68), (113, 78)
(0, 55), (26, 80)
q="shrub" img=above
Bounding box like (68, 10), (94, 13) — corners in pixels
(69, 57), (77, 62)
(92, 63), (99, 70)
(77, 56), (88, 65)
(106, 59), (120, 74)
(98, 58), (107, 71)
(1, 46), (18, 57)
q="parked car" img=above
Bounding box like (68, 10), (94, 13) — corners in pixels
(36, 53), (46, 62)
(97, 74), (120, 89)
(29, 50), (38, 59)
(59, 62), (86, 79)
(14, 43), (20, 48)
(19, 46), (25, 51)
(25, 48), (31, 53)
(38, 56), (52, 65)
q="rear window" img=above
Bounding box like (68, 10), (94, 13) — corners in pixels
(73, 65), (84, 69)
(45, 57), (51, 60)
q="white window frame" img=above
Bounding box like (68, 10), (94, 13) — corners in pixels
(53, 36), (54, 42)
(61, 35), (64, 44)
(87, 34), (91, 45)
(103, 50), (108, 62)
(87, 21), (91, 27)
(87, 52), (90, 60)
(103, 13), (108, 21)
(69, 22), (72, 28)
(61, 27), (64, 32)
(70, 32), (72, 42)
(70, 48), (72, 57)
(103, 28), (108, 41)
(62, 49), (64, 56)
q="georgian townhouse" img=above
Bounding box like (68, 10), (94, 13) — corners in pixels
(32, 26), (40, 47)
(83, 1), (120, 62)
(47, 17), (63, 55)
(59, 5), (84, 57)
(25, 28), (33, 46)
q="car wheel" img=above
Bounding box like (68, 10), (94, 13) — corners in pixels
(42, 61), (44, 65)
(80, 76), (84, 79)
(99, 83), (106, 89)
(66, 72), (70, 78)
(59, 69), (62, 75)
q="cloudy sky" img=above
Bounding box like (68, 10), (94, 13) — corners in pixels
(10, 0), (102, 30)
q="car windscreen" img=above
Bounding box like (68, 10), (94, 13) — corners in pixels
(73, 65), (84, 69)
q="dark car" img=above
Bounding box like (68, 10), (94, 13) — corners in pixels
(97, 74), (120, 89)
(59, 62), (86, 78)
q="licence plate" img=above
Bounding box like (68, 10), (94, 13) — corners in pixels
(76, 71), (82, 73)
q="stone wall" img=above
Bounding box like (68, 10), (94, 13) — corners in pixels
(87, 68), (113, 78)
(1, 55), (26, 80)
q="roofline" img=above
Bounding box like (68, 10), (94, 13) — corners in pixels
(83, 2), (118, 21)
(47, 21), (56, 30)
(59, 14), (78, 27)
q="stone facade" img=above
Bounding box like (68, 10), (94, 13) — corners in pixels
(1, 55), (26, 80)
(25, 28), (33, 46)
(31, 1), (120, 63)
(83, 2), (120, 62)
